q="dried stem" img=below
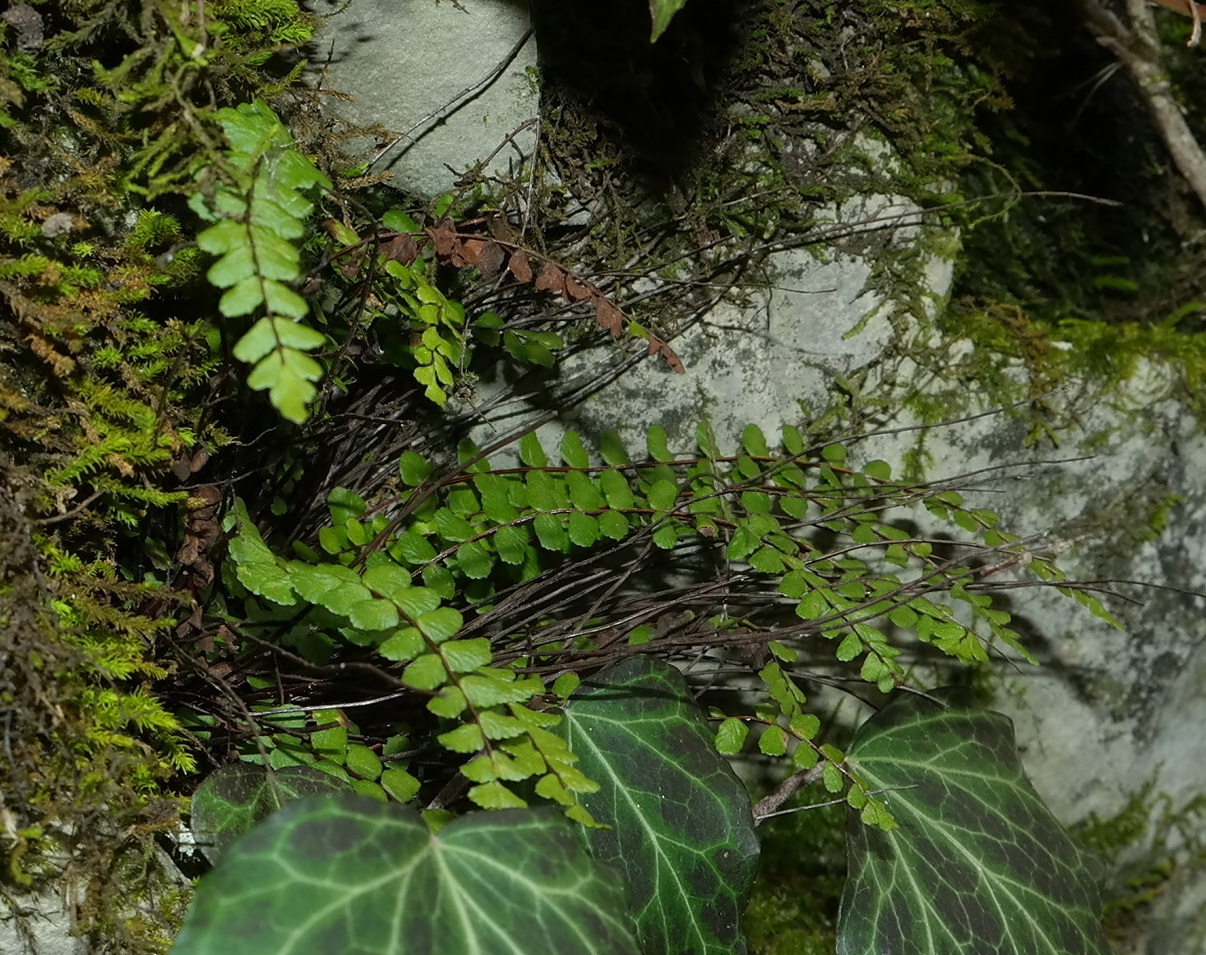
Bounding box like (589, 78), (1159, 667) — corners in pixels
(1076, 0), (1206, 209)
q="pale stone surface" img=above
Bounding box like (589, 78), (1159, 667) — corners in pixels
(0, 893), (78, 955)
(558, 248), (885, 455)
(306, 0), (538, 196)
(851, 358), (1206, 952)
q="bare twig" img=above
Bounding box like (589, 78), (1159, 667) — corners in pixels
(1076, 0), (1206, 209)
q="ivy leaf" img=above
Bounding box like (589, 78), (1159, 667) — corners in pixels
(838, 688), (1111, 955)
(189, 764), (348, 865)
(173, 797), (640, 955)
(558, 656), (759, 955)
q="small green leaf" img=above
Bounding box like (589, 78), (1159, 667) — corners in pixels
(441, 638), (493, 673)
(402, 654), (447, 690)
(468, 780), (528, 810)
(394, 587), (441, 619)
(519, 432), (548, 468)
(836, 631), (862, 662)
(652, 521), (680, 549)
(533, 512), (567, 551)
(598, 509), (630, 540)
(460, 671), (543, 707)
(599, 430), (629, 466)
(715, 718), (749, 755)
(383, 209), (420, 233)
(749, 547), (785, 574)
(399, 451), (433, 486)
(346, 743), (382, 781)
(378, 627), (424, 662)
(822, 444), (846, 465)
(392, 533), (437, 565)
(417, 606), (463, 643)
(759, 724), (788, 756)
(646, 425), (672, 462)
(435, 509), (475, 542)
(648, 479), (677, 512)
(347, 598), (399, 631)
(863, 459), (892, 481)
(553, 673), (580, 698)
(494, 524), (530, 565)
(560, 431), (590, 469)
(741, 423), (769, 456)
(455, 539), (494, 579)
(362, 562), (412, 601)
(599, 469), (635, 509)
(567, 511), (600, 547)
(231, 317), (278, 363)
(439, 723), (485, 753)
(427, 685), (467, 718)
(781, 425), (804, 455)
(311, 723), (348, 762)
(627, 625), (654, 646)
(566, 471), (604, 511)
(380, 767), (420, 803)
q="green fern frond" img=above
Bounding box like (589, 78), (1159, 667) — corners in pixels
(192, 99), (331, 423)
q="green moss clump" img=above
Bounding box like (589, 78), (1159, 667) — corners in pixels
(743, 797), (846, 955)
(0, 0), (322, 950)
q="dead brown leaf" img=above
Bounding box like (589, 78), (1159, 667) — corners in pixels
(507, 249), (533, 283)
(476, 241), (506, 280)
(381, 233), (419, 266)
(535, 262), (568, 295)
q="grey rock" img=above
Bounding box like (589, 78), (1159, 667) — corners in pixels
(307, 0), (538, 196)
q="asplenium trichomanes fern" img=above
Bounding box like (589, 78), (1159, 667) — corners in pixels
(214, 419), (1117, 829)
(191, 100), (330, 423)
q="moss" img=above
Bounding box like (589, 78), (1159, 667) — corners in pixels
(743, 797), (846, 955)
(0, 0), (321, 950)
(1074, 782), (1206, 949)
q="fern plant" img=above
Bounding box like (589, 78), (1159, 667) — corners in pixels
(190, 100), (331, 423)
(215, 418), (1115, 831)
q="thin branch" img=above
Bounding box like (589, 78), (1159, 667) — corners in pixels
(1076, 0), (1206, 209)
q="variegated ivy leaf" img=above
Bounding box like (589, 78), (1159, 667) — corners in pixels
(838, 688), (1111, 955)
(174, 797), (640, 955)
(558, 655), (759, 955)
